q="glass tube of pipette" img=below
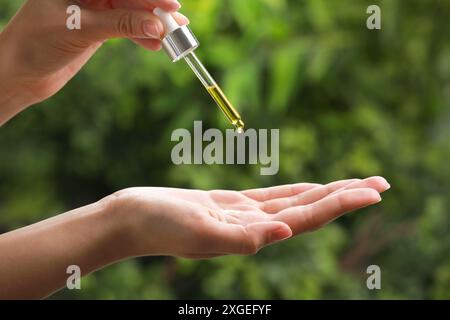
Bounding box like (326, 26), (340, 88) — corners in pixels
(184, 52), (245, 132)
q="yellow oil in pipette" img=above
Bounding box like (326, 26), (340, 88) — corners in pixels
(206, 85), (245, 133)
(184, 52), (245, 132)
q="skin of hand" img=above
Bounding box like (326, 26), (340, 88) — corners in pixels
(111, 177), (390, 258)
(0, 0), (188, 125)
(0, 176), (390, 299)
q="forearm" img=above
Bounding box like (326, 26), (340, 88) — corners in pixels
(0, 197), (132, 299)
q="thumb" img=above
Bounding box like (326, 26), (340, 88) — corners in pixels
(85, 9), (164, 41)
(205, 220), (292, 255)
(244, 221), (292, 253)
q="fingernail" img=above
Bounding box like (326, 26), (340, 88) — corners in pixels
(160, 0), (181, 11)
(270, 227), (292, 242)
(379, 177), (391, 191)
(143, 20), (162, 39)
(172, 12), (190, 25)
(171, 1), (182, 10)
(375, 193), (382, 203)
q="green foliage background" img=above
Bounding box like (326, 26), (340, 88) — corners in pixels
(1, 0), (449, 299)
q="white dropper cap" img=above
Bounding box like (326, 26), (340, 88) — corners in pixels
(154, 8), (179, 36)
(153, 8), (200, 62)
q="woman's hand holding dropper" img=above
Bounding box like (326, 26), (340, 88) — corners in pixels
(0, 0), (188, 125)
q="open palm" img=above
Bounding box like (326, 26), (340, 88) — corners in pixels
(113, 176), (390, 259)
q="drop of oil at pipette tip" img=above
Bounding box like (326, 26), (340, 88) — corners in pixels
(235, 120), (245, 134)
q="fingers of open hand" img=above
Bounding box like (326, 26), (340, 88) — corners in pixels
(241, 183), (322, 202)
(260, 176), (390, 214)
(329, 176), (390, 196)
(195, 221), (292, 256)
(273, 188), (382, 235)
(260, 179), (357, 213)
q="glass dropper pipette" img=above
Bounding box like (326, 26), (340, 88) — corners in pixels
(154, 9), (245, 132)
(184, 52), (245, 132)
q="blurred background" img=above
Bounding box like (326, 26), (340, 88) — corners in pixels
(1, 0), (449, 299)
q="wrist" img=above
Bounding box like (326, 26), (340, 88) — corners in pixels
(100, 190), (161, 258)
(93, 194), (140, 261)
